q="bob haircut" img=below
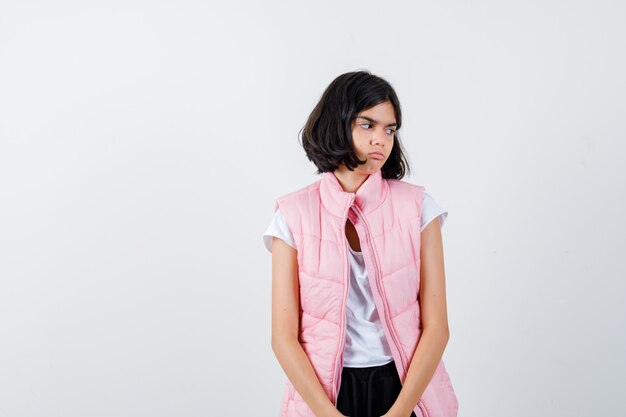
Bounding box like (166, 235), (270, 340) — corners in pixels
(300, 70), (411, 180)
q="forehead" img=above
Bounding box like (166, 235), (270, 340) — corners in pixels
(354, 103), (397, 126)
(355, 101), (396, 122)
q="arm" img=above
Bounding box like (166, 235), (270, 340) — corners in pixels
(386, 217), (451, 417)
(270, 237), (345, 417)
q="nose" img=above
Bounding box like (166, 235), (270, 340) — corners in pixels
(372, 126), (389, 146)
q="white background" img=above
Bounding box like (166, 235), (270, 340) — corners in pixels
(1, 1), (625, 416)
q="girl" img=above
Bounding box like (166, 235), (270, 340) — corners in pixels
(263, 71), (458, 417)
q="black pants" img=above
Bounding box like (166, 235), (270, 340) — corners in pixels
(336, 360), (418, 417)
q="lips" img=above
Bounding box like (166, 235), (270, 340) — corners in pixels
(369, 152), (384, 160)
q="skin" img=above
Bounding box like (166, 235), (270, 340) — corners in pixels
(271, 101), (450, 417)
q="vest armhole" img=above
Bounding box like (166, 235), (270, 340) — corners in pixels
(275, 198), (299, 254)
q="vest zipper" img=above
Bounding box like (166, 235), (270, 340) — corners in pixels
(352, 205), (430, 417)
(332, 194), (429, 416)
(333, 193), (356, 407)
(350, 204), (408, 375)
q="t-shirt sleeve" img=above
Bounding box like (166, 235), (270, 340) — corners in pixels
(262, 208), (297, 253)
(420, 192), (448, 233)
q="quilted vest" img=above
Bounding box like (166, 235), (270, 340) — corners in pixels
(273, 169), (458, 417)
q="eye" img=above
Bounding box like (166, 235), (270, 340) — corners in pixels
(360, 123), (372, 129)
(386, 128), (396, 135)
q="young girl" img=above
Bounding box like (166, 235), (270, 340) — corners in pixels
(263, 71), (458, 417)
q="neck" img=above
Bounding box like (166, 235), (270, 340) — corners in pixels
(332, 165), (371, 193)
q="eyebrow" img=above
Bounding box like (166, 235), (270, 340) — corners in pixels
(355, 116), (397, 128)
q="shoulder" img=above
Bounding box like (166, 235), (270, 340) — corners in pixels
(420, 191), (448, 231)
(386, 178), (426, 194)
(385, 178), (426, 208)
(274, 178), (321, 211)
(422, 191), (445, 210)
(262, 208), (297, 253)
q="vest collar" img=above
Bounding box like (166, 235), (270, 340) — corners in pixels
(319, 169), (389, 218)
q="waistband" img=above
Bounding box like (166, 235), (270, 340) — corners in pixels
(341, 360), (397, 380)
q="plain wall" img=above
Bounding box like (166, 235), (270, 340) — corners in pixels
(0, 1), (624, 416)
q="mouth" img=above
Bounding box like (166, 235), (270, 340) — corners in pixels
(369, 152), (385, 160)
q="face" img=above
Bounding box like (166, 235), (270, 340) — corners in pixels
(349, 100), (397, 174)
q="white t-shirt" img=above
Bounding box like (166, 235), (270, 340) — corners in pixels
(263, 192), (448, 367)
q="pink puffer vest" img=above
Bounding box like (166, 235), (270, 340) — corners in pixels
(273, 169), (458, 417)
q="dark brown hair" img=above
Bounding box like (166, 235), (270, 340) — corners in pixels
(299, 70), (410, 179)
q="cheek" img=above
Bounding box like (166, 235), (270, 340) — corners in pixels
(352, 133), (368, 150)
(354, 141), (368, 156)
